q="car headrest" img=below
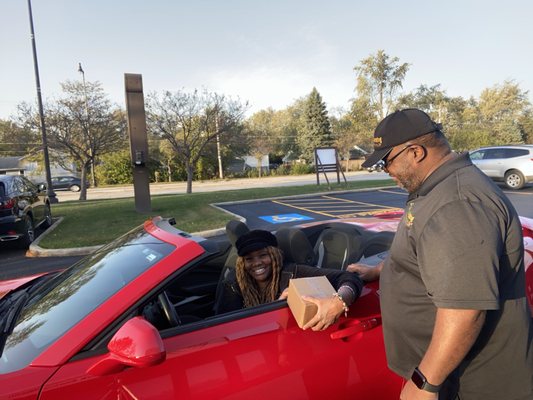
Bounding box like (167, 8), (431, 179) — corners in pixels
(275, 227), (316, 266)
(226, 220), (250, 246)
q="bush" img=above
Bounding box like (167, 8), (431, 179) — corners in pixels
(290, 163), (314, 175)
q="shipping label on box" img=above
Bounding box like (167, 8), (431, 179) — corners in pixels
(287, 276), (335, 329)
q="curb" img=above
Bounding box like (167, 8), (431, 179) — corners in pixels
(26, 217), (102, 257)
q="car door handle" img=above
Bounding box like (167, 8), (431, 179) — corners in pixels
(330, 316), (381, 340)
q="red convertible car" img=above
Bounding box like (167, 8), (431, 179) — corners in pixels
(1, 215), (532, 400)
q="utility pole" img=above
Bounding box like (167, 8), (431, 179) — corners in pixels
(215, 114), (224, 179)
(78, 62), (96, 188)
(27, 0), (57, 203)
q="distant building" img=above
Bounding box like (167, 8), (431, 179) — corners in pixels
(0, 155), (76, 181)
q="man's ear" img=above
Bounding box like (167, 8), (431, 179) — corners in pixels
(412, 144), (427, 163)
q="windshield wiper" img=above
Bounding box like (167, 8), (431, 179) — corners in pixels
(0, 291), (29, 356)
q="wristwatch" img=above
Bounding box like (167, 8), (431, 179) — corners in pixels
(411, 367), (441, 393)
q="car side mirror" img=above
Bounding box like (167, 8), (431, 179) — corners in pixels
(38, 183), (46, 192)
(87, 316), (166, 376)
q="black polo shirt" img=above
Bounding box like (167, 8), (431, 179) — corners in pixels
(380, 152), (533, 399)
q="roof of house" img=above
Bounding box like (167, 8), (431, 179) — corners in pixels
(0, 157), (23, 169)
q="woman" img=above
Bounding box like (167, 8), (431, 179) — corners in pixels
(215, 229), (363, 331)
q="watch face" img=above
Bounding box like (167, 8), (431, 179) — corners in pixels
(411, 368), (425, 389)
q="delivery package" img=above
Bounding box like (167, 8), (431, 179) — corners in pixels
(287, 276), (335, 329)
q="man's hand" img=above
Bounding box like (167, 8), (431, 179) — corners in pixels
(301, 295), (344, 331)
(346, 261), (383, 282)
(400, 380), (438, 400)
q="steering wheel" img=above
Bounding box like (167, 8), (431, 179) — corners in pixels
(157, 291), (181, 327)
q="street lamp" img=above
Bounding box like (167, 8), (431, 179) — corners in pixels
(26, 0), (57, 203)
(77, 62), (95, 187)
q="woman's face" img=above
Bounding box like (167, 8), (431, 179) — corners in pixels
(243, 247), (273, 287)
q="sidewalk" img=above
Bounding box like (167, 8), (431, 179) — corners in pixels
(29, 171), (390, 257)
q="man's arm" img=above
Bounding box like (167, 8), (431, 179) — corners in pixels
(401, 307), (486, 400)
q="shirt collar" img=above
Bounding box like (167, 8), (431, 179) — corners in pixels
(407, 152), (472, 201)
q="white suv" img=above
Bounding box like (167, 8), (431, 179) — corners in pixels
(469, 145), (533, 189)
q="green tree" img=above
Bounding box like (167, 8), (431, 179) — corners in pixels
(95, 150), (133, 184)
(146, 89), (247, 193)
(354, 50), (410, 119)
(298, 88), (332, 163)
(477, 80), (530, 144)
(0, 119), (40, 158)
(245, 110), (278, 177)
(17, 81), (126, 200)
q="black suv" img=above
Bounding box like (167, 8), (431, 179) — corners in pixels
(0, 175), (52, 248)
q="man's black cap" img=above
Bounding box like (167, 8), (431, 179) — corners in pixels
(362, 108), (442, 168)
(235, 229), (278, 256)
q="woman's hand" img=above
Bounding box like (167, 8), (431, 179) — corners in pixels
(278, 288), (289, 300)
(301, 295), (344, 331)
(346, 261), (383, 282)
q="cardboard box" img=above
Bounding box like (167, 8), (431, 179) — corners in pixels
(287, 276), (335, 329)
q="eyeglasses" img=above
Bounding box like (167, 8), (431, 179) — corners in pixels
(382, 144), (415, 172)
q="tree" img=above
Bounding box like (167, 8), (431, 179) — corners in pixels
(17, 81), (126, 200)
(147, 89), (247, 193)
(477, 80), (530, 144)
(0, 119), (40, 158)
(354, 50), (410, 119)
(298, 88), (332, 163)
(245, 110), (277, 177)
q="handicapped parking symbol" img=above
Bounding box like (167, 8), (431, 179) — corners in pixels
(259, 213), (314, 224)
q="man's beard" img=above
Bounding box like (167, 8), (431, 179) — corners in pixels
(395, 163), (424, 194)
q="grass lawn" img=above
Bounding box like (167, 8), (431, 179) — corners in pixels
(40, 179), (394, 249)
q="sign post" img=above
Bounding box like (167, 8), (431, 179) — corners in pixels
(125, 73), (151, 213)
(314, 147), (346, 188)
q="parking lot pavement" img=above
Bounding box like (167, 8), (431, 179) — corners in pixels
(215, 187), (407, 231)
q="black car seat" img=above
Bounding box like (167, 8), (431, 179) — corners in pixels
(358, 231), (395, 259)
(275, 227), (317, 266)
(313, 227), (365, 270)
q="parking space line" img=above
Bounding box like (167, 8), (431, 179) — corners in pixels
(378, 189), (408, 196)
(273, 194), (403, 219)
(271, 199), (339, 218)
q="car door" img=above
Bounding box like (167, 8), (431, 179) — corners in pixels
(39, 286), (401, 400)
(22, 176), (45, 223)
(482, 148), (508, 178)
(38, 240), (402, 400)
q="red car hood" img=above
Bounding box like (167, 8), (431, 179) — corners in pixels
(0, 273), (47, 300)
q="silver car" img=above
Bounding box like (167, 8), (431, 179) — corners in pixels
(469, 145), (533, 189)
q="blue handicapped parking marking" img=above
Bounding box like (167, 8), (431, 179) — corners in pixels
(259, 213), (314, 224)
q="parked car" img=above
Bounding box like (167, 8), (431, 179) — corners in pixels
(1, 214), (531, 399)
(0, 175), (52, 248)
(48, 175), (87, 192)
(469, 145), (533, 189)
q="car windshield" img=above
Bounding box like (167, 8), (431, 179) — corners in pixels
(0, 226), (174, 374)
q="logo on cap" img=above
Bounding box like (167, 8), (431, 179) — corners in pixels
(373, 137), (382, 147)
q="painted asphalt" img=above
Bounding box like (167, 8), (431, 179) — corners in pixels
(215, 187), (408, 230)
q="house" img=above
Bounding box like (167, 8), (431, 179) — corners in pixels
(0, 155), (76, 182)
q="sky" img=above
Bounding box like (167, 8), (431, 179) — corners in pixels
(1, 0), (532, 120)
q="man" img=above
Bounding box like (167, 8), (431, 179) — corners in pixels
(352, 109), (533, 400)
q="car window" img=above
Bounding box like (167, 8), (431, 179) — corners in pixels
(0, 227), (175, 374)
(503, 148), (528, 158)
(470, 150), (484, 160)
(20, 176), (38, 193)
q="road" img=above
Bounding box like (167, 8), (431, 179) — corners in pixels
(53, 170), (388, 201)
